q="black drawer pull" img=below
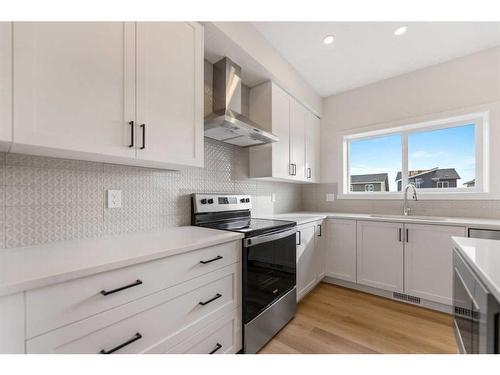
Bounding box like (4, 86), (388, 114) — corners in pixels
(100, 332), (142, 354)
(100, 279), (143, 296)
(209, 343), (222, 354)
(200, 255), (223, 264)
(199, 293), (222, 306)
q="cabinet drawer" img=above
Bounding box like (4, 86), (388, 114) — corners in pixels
(150, 309), (241, 354)
(26, 240), (240, 338)
(27, 263), (240, 353)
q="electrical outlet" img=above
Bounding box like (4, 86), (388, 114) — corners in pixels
(326, 193), (335, 202)
(107, 190), (122, 208)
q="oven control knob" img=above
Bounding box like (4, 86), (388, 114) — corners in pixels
(240, 198), (245, 203)
(207, 199), (214, 204)
(245, 198), (250, 203)
(200, 199), (207, 204)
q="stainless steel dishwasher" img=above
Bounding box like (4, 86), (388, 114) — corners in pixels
(468, 228), (500, 239)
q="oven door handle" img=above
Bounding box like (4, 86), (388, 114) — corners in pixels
(243, 227), (297, 247)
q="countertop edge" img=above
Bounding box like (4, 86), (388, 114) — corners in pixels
(452, 236), (500, 302)
(0, 231), (244, 298)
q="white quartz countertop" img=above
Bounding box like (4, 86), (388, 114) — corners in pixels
(452, 236), (500, 302)
(0, 226), (243, 297)
(260, 211), (500, 229)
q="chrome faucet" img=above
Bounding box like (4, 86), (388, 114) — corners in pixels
(403, 184), (418, 216)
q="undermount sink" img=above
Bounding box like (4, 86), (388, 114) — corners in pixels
(368, 214), (448, 222)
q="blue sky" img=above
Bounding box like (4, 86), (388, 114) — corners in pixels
(350, 124), (475, 191)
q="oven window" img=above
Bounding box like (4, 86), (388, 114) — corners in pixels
(243, 233), (296, 323)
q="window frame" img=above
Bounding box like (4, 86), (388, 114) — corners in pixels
(339, 111), (489, 200)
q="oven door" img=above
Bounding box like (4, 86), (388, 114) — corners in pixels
(243, 227), (297, 324)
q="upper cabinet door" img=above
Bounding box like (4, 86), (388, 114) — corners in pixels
(289, 99), (306, 180)
(305, 112), (320, 183)
(0, 22), (12, 151)
(404, 223), (465, 305)
(357, 220), (404, 293)
(135, 22), (204, 168)
(12, 22), (136, 160)
(271, 85), (291, 179)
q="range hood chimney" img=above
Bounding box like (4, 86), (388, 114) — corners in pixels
(204, 57), (278, 147)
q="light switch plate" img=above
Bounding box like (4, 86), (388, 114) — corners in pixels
(326, 193), (335, 202)
(107, 190), (122, 208)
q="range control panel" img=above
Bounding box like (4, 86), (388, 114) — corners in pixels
(192, 194), (252, 213)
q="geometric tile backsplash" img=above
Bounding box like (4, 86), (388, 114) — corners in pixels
(1, 138), (302, 248)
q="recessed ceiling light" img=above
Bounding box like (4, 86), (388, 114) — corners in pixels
(394, 26), (407, 36)
(323, 35), (335, 45)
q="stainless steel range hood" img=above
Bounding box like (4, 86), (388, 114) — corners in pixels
(204, 57), (278, 147)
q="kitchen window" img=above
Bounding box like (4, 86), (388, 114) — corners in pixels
(341, 112), (489, 199)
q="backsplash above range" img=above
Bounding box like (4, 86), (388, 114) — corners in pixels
(0, 139), (302, 249)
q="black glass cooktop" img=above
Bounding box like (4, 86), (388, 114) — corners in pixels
(199, 218), (296, 237)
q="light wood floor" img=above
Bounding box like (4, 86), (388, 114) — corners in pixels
(259, 282), (458, 354)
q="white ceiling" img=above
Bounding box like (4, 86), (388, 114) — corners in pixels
(252, 22), (500, 97)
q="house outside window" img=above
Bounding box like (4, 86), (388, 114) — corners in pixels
(341, 111), (488, 199)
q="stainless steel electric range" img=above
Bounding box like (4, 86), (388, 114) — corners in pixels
(191, 193), (297, 354)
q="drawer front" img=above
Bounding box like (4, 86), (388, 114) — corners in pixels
(26, 240), (240, 338)
(169, 312), (241, 354)
(27, 264), (240, 354)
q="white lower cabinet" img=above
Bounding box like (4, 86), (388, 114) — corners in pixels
(0, 293), (24, 353)
(297, 220), (325, 301)
(27, 264), (240, 354)
(296, 224), (316, 301)
(356, 221), (404, 293)
(327, 218), (465, 308)
(1, 239), (242, 354)
(404, 223), (466, 305)
(324, 219), (357, 283)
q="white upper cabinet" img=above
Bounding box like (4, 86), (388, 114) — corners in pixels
(135, 22), (203, 168)
(249, 81), (320, 183)
(325, 219), (357, 283)
(10, 22), (203, 169)
(0, 22), (12, 151)
(305, 111), (321, 183)
(357, 220), (404, 293)
(289, 98), (306, 181)
(12, 22), (136, 161)
(404, 223), (466, 305)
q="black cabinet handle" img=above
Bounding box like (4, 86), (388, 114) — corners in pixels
(128, 121), (134, 148)
(307, 167), (312, 179)
(200, 255), (223, 264)
(406, 228), (409, 243)
(100, 280), (143, 296)
(297, 230), (302, 245)
(100, 332), (142, 354)
(317, 224), (322, 237)
(398, 228), (402, 242)
(289, 163), (294, 176)
(209, 343), (222, 354)
(140, 124), (146, 149)
(199, 293), (222, 306)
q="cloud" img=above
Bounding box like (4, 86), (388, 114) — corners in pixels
(410, 150), (450, 159)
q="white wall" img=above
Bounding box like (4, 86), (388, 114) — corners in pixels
(209, 22), (322, 117)
(321, 46), (500, 197)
